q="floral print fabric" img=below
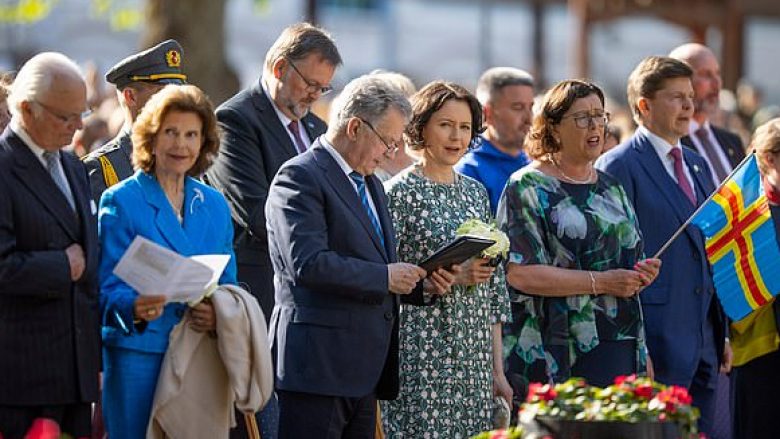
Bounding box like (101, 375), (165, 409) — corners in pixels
(496, 167), (646, 384)
(381, 168), (511, 438)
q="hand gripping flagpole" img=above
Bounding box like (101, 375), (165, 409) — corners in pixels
(652, 152), (756, 259)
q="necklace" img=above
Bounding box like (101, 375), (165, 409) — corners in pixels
(552, 158), (595, 184)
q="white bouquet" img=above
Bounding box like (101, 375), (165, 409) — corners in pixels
(455, 218), (510, 262)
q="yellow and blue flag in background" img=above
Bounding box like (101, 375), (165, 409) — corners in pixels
(690, 154), (780, 321)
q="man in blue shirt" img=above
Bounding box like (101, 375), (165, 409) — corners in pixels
(455, 67), (534, 214)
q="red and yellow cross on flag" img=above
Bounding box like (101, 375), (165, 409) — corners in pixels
(690, 154), (780, 321)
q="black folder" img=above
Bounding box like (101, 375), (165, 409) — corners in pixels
(419, 235), (496, 274)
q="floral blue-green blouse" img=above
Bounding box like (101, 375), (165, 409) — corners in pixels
(496, 166), (647, 384)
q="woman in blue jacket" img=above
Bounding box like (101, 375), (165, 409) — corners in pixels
(98, 84), (237, 438)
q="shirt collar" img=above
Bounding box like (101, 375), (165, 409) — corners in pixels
(10, 117), (48, 162)
(319, 135), (355, 177)
(638, 125), (682, 158)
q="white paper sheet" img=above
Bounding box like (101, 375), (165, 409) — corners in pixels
(113, 236), (230, 303)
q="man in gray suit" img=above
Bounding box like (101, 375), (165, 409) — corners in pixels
(203, 22), (341, 439)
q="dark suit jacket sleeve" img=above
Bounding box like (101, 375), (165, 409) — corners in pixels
(0, 173), (72, 298)
(269, 164), (390, 301)
(209, 107), (269, 240)
(97, 189), (140, 331)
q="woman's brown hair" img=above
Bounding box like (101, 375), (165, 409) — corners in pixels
(525, 79), (604, 160)
(405, 80), (483, 151)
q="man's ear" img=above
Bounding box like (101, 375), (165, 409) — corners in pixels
(122, 87), (136, 108)
(483, 103), (494, 125)
(346, 117), (361, 141)
(637, 97), (650, 116)
(271, 58), (286, 80)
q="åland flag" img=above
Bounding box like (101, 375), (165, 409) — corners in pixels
(690, 154), (780, 321)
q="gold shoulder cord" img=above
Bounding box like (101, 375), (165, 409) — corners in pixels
(98, 156), (120, 188)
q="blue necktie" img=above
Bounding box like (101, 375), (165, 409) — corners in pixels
(349, 171), (385, 249)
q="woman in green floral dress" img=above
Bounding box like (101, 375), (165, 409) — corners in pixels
(382, 81), (512, 438)
(496, 80), (662, 395)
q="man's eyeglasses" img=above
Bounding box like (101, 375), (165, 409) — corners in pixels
(285, 58), (333, 96)
(358, 118), (400, 155)
(561, 111), (610, 129)
(36, 101), (91, 125)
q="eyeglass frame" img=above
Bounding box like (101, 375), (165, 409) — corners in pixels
(34, 100), (92, 125)
(560, 111), (611, 129)
(357, 117), (400, 155)
(284, 57), (334, 96)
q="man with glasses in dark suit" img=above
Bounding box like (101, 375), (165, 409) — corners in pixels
(203, 22), (342, 439)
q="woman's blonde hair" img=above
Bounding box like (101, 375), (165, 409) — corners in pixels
(132, 84), (219, 176)
(752, 118), (780, 175)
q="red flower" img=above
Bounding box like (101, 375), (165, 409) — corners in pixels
(527, 382), (557, 402)
(632, 383), (654, 400)
(25, 418), (60, 439)
(614, 374), (637, 386)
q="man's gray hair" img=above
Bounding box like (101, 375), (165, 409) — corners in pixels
(476, 67), (534, 105)
(8, 52), (83, 118)
(328, 74), (412, 133)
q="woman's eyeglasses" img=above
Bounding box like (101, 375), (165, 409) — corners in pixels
(561, 112), (610, 129)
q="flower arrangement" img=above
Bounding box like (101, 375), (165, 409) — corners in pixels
(523, 376), (701, 438)
(471, 375), (703, 439)
(456, 218), (510, 262)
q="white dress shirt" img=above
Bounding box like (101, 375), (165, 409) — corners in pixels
(639, 125), (696, 191)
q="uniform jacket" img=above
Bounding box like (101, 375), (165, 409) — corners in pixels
(265, 141), (401, 400)
(0, 129), (101, 405)
(83, 130), (134, 205)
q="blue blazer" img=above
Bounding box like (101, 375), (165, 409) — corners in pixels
(98, 171), (237, 353)
(596, 130), (726, 388)
(266, 139), (401, 400)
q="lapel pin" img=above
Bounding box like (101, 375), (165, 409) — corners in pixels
(693, 164), (700, 173)
(190, 188), (204, 214)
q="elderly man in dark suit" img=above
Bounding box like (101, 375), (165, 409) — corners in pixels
(670, 43), (745, 185)
(596, 56), (728, 437)
(0, 52), (100, 439)
(266, 74), (456, 438)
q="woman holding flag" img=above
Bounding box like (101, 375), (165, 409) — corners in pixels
(732, 117), (780, 439)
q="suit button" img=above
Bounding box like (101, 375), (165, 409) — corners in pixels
(695, 287), (702, 294)
(384, 311), (393, 321)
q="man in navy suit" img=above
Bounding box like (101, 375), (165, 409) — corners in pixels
(204, 23), (341, 438)
(670, 43), (745, 186)
(0, 52), (100, 439)
(596, 56), (728, 436)
(266, 74), (454, 438)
